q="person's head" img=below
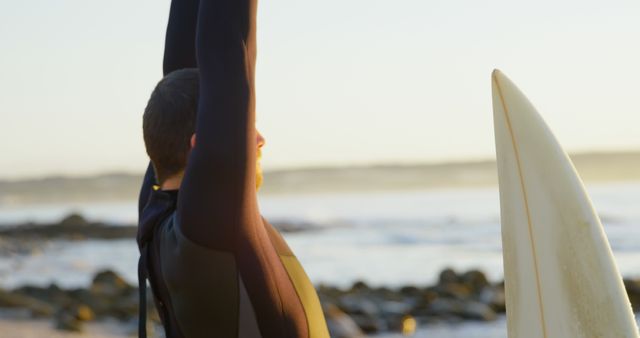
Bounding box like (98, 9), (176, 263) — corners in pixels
(143, 68), (265, 190)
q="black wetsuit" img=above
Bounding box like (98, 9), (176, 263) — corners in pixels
(137, 0), (329, 337)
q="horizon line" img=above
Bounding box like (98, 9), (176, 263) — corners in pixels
(2, 148), (639, 183)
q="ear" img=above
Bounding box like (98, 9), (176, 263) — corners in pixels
(190, 133), (196, 149)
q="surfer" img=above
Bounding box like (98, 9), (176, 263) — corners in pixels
(136, 0), (329, 337)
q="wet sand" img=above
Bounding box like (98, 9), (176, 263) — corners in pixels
(1, 316), (506, 338)
(0, 320), (131, 338)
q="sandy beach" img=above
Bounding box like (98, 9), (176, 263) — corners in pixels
(0, 318), (135, 338)
(0, 315), (511, 338)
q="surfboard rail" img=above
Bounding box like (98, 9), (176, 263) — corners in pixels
(492, 69), (639, 338)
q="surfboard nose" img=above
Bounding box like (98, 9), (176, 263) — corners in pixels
(491, 70), (525, 112)
(491, 69), (558, 174)
(491, 69), (639, 337)
(491, 69), (543, 135)
(491, 69), (503, 81)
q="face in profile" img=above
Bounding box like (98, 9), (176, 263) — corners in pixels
(256, 130), (266, 190)
(189, 130), (266, 190)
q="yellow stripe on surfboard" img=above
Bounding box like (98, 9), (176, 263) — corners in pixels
(492, 70), (548, 338)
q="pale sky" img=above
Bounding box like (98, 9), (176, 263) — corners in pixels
(1, 0), (639, 179)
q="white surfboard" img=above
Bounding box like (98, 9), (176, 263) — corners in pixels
(492, 69), (639, 338)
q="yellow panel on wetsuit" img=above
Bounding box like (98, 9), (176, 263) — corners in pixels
(264, 221), (330, 338)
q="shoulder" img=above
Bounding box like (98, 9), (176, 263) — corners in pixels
(262, 218), (295, 257)
(137, 188), (178, 249)
(159, 213), (236, 268)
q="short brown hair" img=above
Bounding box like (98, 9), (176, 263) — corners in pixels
(143, 68), (199, 184)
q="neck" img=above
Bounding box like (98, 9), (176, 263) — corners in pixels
(160, 174), (182, 191)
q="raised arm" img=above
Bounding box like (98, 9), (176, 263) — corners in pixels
(138, 0), (200, 216)
(163, 0), (200, 75)
(177, 0), (258, 249)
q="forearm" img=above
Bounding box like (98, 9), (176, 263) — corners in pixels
(140, 0), (201, 215)
(194, 0), (257, 159)
(177, 0), (259, 249)
(163, 0), (200, 75)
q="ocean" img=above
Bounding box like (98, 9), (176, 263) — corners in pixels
(1, 181), (639, 336)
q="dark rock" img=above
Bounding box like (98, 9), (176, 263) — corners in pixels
(0, 213), (329, 244)
(0, 267), (529, 336)
(379, 299), (412, 317)
(370, 299), (412, 332)
(438, 283), (473, 300)
(91, 270), (132, 297)
(15, 283), (71, 307)
(350, 281), (370, 293)
(338, 295), (379, 316)
(0, 288), (54, 317)
(479, 285), (506, 313)
(324, 303), (365, 338)
(461, 269), (490, 293)
(60, 214), (89, 227)
(55, 311), (83, 332)
(0, 270), (152, 330)
(461, 301), (496, 321)
(317, 284), (343, 302)
(67, 287), (115, 318)
(55, 303), (95, 322)
(421, 289), (439, 304)
(351, 313), (386, 333)
(425, 298), (496, 321)
(53, 302), (96, 332)
(0, 214), (137, 241)
(410, 291), (439, 317)
(108, 291), (141, 320)
(85, 271), (140, 320)
(427, 298), (462, 316)
(624, 279), (640, 312)
(399, 285), (421, 297)
(373, 286), (401, 301)
(438, 268), (459, 285)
